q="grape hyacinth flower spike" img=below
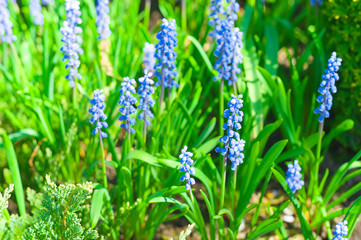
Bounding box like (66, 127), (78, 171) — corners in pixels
(119, 77), (137, 137)
(89, 89), (108, 138)
(30, 0), (44, 26)
(89, 89), (109, 188)
(154, 18), (178, 107)
(179, 146), (195, 191)
(41, 0), (54, 5)
(230, 27), (243, 93)
(286, 160), (304, 193)
(60, 0), (83, 88)
(215, 94), (245, 161)
(332, 220), (348, 240)
(143, 42), (156, 73)
(310, 0), (323, 6)
(0, 0), (17, 43)
(96, 0), (111, 40)
(208, 0), (224, 38)
(138, 71), (155, 141)
(216, 94), (245, 208)
(314, 52), (342, 123)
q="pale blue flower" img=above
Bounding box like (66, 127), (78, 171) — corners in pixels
(41, 0), (54, 5)
(228, 138), (245, 170)
(332, 220), (348, 240)
(96, 0), (111, 40)
(0, 0), (17, 43)
(314, 52), (342, 122)
(138, 72), (155, 126)
(154, 18), (178, 90)
(216, 95), (245, 170)
(60, 0), (83, 88)
(286, 160), (304, 193)
(119, 77), (137, 133)
(310, 0), (323, 6)
(30, 0), (44, 26)
(143, 42), (156, 73)
(89, 89), (108, 138)
(179, 146), (196, 190)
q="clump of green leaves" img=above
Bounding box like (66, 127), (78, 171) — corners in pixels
(24, 175), (98, 240)
(322, 0), (361, 149)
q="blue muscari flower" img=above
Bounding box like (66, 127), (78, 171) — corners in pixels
(213, 19), (233, 82)
(286, 160), (304, 193)
(314, 52), (342, 122)
(228, 138), (245, 170)
(60, 0), (83, 88)
(225, 0), (239, 22)
(332, 220), (348, 240)
(230, 28), (243, 85)
(208, 0), (224, 38)
(0, 0), (17, 43)
(138, 72), (155, 126)
(179, 146), (195, 190)
(30, 0), (44, 26)
(119, 77), (137, 133)
(216, 95), (245, 170)
(310, 0), (323, 6)
(89, 89), (108, 138)
(143, 42), (156, 73)
(95, 0), (111, 40)
(41, 0), (54, 5)
(154, 18), (178, 89)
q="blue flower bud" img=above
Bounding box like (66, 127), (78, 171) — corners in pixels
(314, 52), (342, 122)
(89, 89), (108, 138)
(96, 0), (111, 40)
(286, 160), (304, 193)
(119, 77), (137, 134)
(179, 146), (196, 190)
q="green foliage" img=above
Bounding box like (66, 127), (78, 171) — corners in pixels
(24, 175), (98, 240)
(0, 184), (13, 216)
(322, 0), (361, 149)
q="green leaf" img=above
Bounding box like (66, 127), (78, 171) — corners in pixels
(194, 137), (219, 156)
(264, 23), (279, 77)
(194, 117), (216, 147)
(322, 119), (354, 151)
(90, 188), (107, 228)
(2, 133), (26, 216)
(186, 35), (214, 75)
(0, 128), (40, 147)
(271, 168), (313, 237)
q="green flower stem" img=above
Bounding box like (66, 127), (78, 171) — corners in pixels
(99, 131), (108, 189)
(220, 146), (228, 210)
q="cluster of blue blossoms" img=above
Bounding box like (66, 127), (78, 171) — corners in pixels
(154, 18), (178, 89)
(310, 0), (323, 6)
(285, 160), (304, 193)
(89, 89), (108, 138)
(30, 0), (44, 26)
(42, 0), (54, 5)
(209, 0), (243, 86)
(216, 95), (245, 170)
(60, 0), (83, 88)
(138, 72), (155, 126)
(95, 0), (111, 40)
(332, 220), (348, 240)
(143, 42), (156, 73)
(119, 77), (137, 134)
(179, 146), (196, 190)
(314, 52), (342, 122)
(0, 0), (17, 43)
